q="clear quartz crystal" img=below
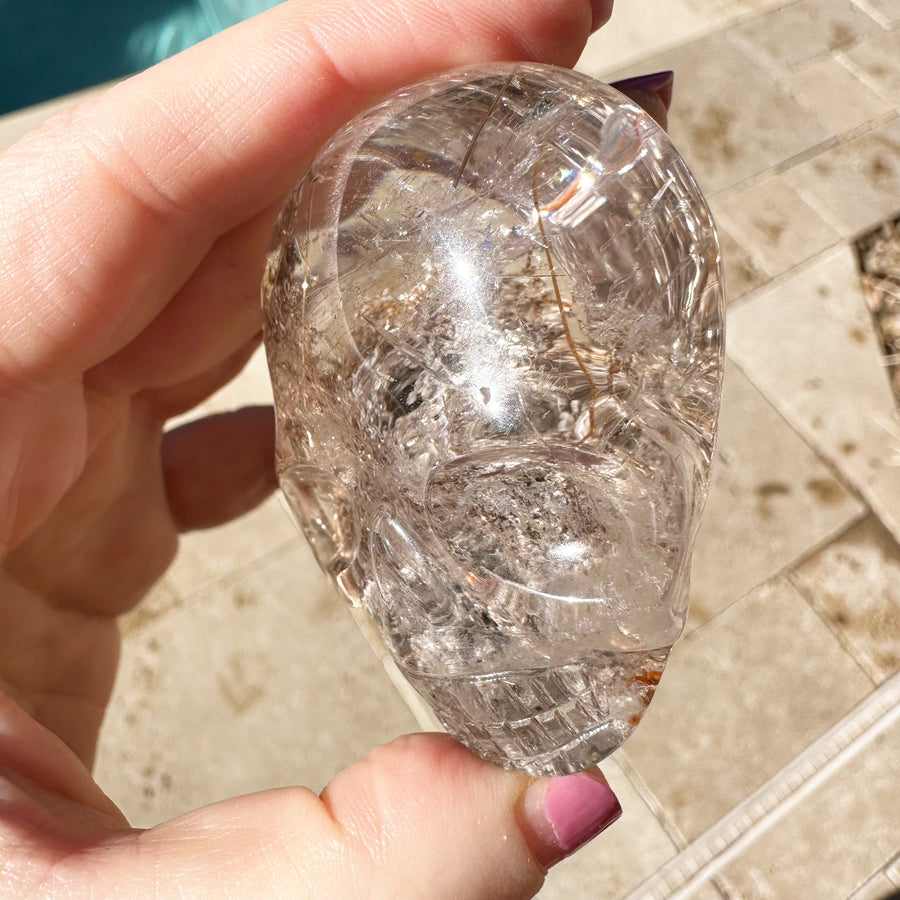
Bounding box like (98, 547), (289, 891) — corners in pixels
(262, 63), (724, 775)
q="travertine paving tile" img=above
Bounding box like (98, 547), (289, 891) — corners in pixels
(95, 543), (419, 828)
(715, 174), (842, 278)
(583, 0), (788, 72)
(166, 492), (300, 598)
(716, 224), (771, 303)
(854, 0), (900, 26)
(887, 851), (900, 884)
(784, 117), (900, 239)
(727, 245), (900, 543)
(791, 515), (900, 683)
(730, 0), (880, 68)
(576, 0), (709, 75)
(848, 872), (900, 900)
(119, 575), (183, 637)
(716, 717), (900, 900)
(689, 362), (865, 630)
(681, 0), (787, 15)
(843, 26), (900, 103)
(785, 54), (896, 135)
(620, 578), (873, 841)
(537, 758), (695, 900)
(675, 884), (726, 900)
(608, 34), (828, 193)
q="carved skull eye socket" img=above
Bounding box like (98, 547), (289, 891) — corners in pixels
(264, 62), (724, 775)
(279, 465), (359, 579)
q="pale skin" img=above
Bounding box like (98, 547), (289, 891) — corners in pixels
(0, 2), (675, 895)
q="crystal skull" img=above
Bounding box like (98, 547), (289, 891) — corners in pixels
(262, 62), (724, 775)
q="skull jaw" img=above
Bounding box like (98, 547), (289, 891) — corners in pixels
(278, 439), (691, 775)
(400, 645), (673, 776)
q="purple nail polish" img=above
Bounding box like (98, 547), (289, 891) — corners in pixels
(610, 70), (675, 94)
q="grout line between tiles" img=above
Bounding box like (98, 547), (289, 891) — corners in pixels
(719, 357), (894, 549)
(686, 499), (869, 645)
(787, 567), (883, 690)
(723, 348), (871, 505)
(596, 1), (796, 82)
(836, 49), (900, 105)
(166, 535), (301, 610)
(787, 191), (850, 244)
(614, 750), (691, 852)
(850, 0), (894, 29)
(722, 255), (809, 316)
(710, 111), (900, 211)
(620, 668), (900, 900)
(722, 6), (887, 80)
(885, 849), (900, 886)
(730, 313), (900, 543)
(848, 871), (897, 900)
(345, 606), (444, 728)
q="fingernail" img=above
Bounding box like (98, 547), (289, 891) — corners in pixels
(609, 71), (675, 127)
(610, 70), (675, 95)
(520, 770), (622, 868)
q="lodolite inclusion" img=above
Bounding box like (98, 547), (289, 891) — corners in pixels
(262, 62), (724, 775)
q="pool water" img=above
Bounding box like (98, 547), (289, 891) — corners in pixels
(0, 0), (281, 114)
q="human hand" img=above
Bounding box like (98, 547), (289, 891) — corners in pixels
(0, 1), (682, 895)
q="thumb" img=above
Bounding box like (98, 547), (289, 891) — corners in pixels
(315, 733), (622, 898)
(59, 734), (620, 899)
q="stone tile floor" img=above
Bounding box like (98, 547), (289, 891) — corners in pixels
(2, 1), (899, 898)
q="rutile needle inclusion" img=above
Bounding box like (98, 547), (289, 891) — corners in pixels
(262, 63), (724, 775)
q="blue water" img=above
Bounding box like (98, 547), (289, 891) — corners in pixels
(0, 0), (281, 114)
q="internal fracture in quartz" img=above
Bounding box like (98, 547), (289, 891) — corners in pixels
(262, 63), (725, 775)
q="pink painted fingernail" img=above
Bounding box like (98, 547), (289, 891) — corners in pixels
(520, 770), (622, 868)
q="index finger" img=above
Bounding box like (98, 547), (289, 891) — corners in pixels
(0, 0), (598, 379)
